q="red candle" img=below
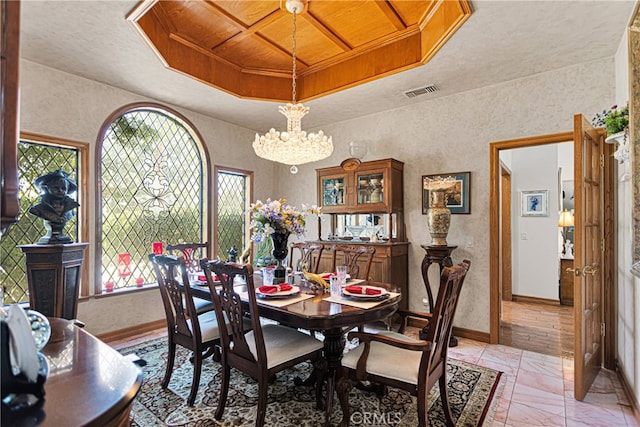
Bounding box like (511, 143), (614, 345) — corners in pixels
(136, 277), (144, 287)
(117, 253), (131, 277)
(105, 281), (115, 292)
(152, 242), (163, 255)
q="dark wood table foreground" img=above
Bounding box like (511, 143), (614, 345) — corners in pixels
(37, 318), (143, 427)
(190, 274), (401, 426)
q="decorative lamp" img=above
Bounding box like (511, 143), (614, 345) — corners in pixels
(252, 0), (333, 174)
(558, 209), (574, 254)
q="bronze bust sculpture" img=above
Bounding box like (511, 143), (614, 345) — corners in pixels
(28, 169), (79, 244)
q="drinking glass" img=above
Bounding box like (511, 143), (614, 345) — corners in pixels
(330, 274), (341, 297)
(263, 267), (275, 286)
(336, 265), (348, 286)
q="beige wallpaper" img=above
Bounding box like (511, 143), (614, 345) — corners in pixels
(19, 60), (277, 334)
(279, 58), (615, 333)
(19, 57), (615, 335)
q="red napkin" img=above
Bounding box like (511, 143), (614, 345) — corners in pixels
(258, 284), (293, 294)
(321, 272), (333, 280)
(344, 285), (382, 295)
(197, 274), (220, 282)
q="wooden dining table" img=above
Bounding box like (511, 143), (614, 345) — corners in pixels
(3, 318), (143, 427)
(189, 273), (401, 426)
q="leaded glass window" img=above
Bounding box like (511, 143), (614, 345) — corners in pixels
(1, 140), (80, 304)
(216, 169), (251, 260)
(99, 107), (207, 292)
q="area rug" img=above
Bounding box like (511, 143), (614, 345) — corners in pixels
(120, 338), (501, 426)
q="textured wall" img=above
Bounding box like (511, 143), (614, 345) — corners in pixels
(614, 21), (639, 406)
(279, 58), (614, 333)
(511, 145), (561, 300)
(18, 58), (614, 335)
(19, 60), (277, 335)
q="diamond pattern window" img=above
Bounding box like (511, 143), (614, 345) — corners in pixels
(1, 139), (80, 304)
(216, 168), (252, 261)
(98, 106), (207, 293)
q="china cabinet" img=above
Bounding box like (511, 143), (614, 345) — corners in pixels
(316, 158), (405, 242)
(312, 158), (408, 309)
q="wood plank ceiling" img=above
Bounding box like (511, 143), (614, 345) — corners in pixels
(128, 0), (471, 103)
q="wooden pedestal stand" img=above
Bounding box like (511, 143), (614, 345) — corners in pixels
(420, 244), (458, 346)
(19, 243), (88, 320)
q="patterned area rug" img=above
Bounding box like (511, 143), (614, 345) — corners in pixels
(120, 338), (501, 426)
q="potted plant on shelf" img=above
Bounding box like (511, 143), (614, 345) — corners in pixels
(592, 102), (630, 164)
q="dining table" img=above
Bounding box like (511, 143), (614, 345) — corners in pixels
(189, 272), (401, 426)
(2, 317), (143, 427)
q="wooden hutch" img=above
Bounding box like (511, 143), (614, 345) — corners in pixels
(310, 158), (409, 309)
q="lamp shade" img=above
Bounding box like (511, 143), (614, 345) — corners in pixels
(558, 209), (574, 227)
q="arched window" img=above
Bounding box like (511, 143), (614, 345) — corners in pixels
(96, 103), (209, 293)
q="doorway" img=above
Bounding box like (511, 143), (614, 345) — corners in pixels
(496, 139), (575, 358)
(488, 130), (616, 367)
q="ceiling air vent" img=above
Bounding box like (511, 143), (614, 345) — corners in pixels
(403, 84), (439, 98)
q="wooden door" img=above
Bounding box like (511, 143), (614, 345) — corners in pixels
(572, 114), (604, 401)
(500, 164), (512, 301)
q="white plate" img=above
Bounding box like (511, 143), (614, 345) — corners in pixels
(342, 286), (389, 300)
(257, 285), (300, 299)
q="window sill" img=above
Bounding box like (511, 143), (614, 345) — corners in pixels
(79, 283), (159, 301)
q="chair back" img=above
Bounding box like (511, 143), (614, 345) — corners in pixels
(331, 244), (375, 279)
(288, 242), (324, 273)
(200, 259), (266, 371)
(422, 259), (471, 375)
(148, 254), (202, 343)
(167, 242), (208, 273)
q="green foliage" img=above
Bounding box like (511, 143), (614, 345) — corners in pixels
(110, 115), (159, 150)
(217, 213), (244, 260)
(604, 104), (629, 135)
(592, 103), (629, 136)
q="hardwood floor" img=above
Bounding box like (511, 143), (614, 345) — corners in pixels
(500, 299), (574, 358)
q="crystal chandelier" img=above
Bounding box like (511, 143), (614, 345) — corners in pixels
(253, 0), (333, 174)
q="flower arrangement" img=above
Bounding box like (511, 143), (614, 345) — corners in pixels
(250, 198), (320, 243)
(592, 103), (629, 136)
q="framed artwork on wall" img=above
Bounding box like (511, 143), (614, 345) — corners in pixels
(521, 190), (549, 216)
(422, 171), (471, 214)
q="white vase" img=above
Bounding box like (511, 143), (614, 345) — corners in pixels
(605, 130), (630, 164)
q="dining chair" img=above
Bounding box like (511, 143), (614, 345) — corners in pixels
(288, 242), (324, 273)
(330, 244), (375, 280)
(167, 242), (214, 315)
(148, 253), (222, 406)
(167, 242), (208, 273)
(200, 259), (325, 427)
(337, 259), (471, 427)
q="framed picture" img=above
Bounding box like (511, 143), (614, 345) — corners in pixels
(521, 190), (549, 216)
(422, 172), (471, 214)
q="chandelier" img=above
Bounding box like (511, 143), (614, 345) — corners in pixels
(253, 0), (333, 174)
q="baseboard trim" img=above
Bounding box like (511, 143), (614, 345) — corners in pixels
(616, 359), (640, 424)
(407, 318), (490, 343)
(97, 319), (166, 343)
(511, 294), (560, 306)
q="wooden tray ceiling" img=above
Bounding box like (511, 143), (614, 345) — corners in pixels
(128, 0), (471, 103)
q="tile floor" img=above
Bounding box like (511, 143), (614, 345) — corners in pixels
(448, 338), (638, 427)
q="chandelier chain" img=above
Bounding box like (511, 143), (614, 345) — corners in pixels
(291, 7), (297, 104)
(252, 0), (333, 168)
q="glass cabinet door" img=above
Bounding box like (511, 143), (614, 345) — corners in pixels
(321, 176), (346, 207)
(356, 171), (384, 205)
